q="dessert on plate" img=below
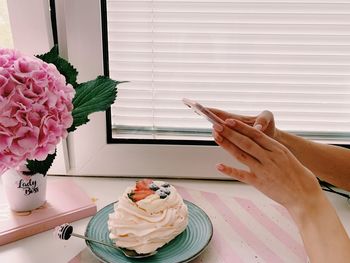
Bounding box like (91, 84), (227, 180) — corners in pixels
(107, 179), (188, 254)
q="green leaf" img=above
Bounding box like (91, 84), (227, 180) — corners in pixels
(36, 45), (78, 88)
(24, 150), (57, 176)
(68, 76), (123, 132)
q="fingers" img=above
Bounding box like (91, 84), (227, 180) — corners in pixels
(208, 108), (274, 132)
(208, 108), (255, 125)
(213, 130), (261, 169)
(213, 122), (267, 162)
(253, 110), (274, 131)
(224, 119), (277, 152)
(216, 163), (257, 185)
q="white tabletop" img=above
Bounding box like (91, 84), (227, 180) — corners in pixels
(1, 176), (350, 263)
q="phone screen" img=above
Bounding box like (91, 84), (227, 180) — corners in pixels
(182, 98), (224, 125)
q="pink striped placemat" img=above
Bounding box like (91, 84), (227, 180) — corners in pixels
(176, 186), (308, 263)
(69, 186), (308, 263)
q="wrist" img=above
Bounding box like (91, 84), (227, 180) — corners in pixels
(287, 187), (328, 226)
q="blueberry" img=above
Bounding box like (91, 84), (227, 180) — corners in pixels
(162, 188), (171, 195)
(156, 189), (168, 199)
(159, 192), (168, 199)
(161, 183), (170, 188)
(149, 183), (159, 191)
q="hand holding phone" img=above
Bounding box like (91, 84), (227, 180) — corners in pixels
(182, 98), (224, 125)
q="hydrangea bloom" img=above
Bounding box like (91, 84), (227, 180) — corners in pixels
(0, 48), (75, 173)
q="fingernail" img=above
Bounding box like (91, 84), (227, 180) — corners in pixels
(226, 119), (236, 127)
(213, 124), (223, 132)
(216, 164), (225, 171)
(254, 124), (263, 130)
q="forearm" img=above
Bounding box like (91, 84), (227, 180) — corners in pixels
(276, 130), (350, 191)
(214, 118), (350, 262)
(288, 192), (350, 263)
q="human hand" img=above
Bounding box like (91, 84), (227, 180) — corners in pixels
(208, 108), (278, 140)
(212, 119), (323, 213)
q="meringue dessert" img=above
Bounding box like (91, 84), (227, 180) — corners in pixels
(107, 179), (189, 254)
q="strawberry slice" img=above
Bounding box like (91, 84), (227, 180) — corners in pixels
(129, 179), (155, 202)
(135, 179), (153, 190)
(133, 190), (154, 202)
(129, 189), (155, 202)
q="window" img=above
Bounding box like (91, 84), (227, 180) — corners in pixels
(46, 0), (350, 177)
(105, 0), (350, 143)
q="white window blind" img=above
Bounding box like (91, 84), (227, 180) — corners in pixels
(106, 0), (350, 142)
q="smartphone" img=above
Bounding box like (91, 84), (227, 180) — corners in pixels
(182, 98), (224, 125)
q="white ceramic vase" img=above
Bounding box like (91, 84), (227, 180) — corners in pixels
(2, 168), (47, 212)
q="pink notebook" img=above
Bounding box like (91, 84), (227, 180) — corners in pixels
(0, 179), (97, 246)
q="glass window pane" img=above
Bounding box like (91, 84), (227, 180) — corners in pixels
(104, 0), (350, 143)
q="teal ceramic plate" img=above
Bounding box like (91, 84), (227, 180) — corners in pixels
(85, 200), (213, 263)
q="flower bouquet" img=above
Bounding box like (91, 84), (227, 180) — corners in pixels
(0, 46), (122, 211)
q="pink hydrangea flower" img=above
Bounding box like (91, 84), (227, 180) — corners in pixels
(0, 48), (75, 173)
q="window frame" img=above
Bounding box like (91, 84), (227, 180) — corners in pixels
(102, 0), (350, 147)
(57, 0), (350, 177)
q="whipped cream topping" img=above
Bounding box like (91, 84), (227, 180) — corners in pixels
(108, 180), (188, 254)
